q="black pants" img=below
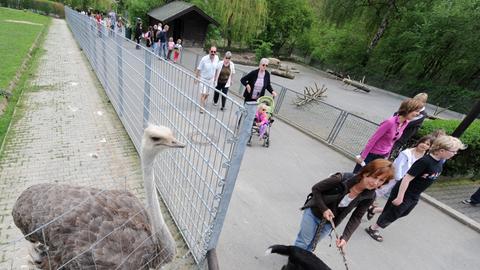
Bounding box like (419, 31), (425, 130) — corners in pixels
(376, 181), (419, 228)
(353, 153), (386, 173)
(213, 83), (229, 108)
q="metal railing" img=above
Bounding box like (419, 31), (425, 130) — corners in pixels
(64, 8), (259, 265)
(0, 7), (256, 268)
(178, 48), (380, 157)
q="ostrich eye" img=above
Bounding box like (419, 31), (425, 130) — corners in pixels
(151, 137), (161, 142)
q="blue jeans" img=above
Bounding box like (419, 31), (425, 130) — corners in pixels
(294, 208), (332, 252)
(159, 42), (168, 58)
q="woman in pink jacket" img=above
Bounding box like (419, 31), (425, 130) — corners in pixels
(353, 99), (424, 173)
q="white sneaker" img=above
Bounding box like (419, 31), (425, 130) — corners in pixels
(213, 102), (218, 107)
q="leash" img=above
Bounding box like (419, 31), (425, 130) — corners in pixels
(328, 219), (350, 270)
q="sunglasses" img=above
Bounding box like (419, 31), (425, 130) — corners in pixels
(210, 50), (217, 54)
(225, 57), (231, 59)
(262, 64), (268, 67)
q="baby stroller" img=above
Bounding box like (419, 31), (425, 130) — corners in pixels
(248, 96), (275, 147)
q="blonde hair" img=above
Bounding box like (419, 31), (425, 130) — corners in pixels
(259, 58), (269, 66)
(413, 93), (428, 104)
(258, 103), (269, 112)
(397, 98), (424, 116)
(430, 135), (466, 153)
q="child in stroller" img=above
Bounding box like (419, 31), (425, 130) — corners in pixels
(248, 96), (274, 147)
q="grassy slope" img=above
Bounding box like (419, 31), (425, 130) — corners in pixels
(0, 7), (50, 89)
(0, 8), (51, 152)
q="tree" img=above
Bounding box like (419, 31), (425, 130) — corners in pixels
(262, 0), (314, 55)
(190, 0), (268, 48)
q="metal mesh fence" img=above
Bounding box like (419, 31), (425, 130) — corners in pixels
(0, 8), (255, 267)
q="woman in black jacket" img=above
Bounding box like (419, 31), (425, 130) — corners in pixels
(240, 58), (277, 102)
(294, 159), (394, 252)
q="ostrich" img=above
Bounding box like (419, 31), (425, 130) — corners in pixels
(12, 124), (185, 269)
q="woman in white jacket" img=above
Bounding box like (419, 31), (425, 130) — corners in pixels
(367, 135), (434, 220)
(213, 51), (235, 111)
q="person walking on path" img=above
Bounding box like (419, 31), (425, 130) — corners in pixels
(353, 98), (424, 173)
(173, 38), (182, 63)
(390, 93), (429, 158)
(195, 46), (219, 113)
(134, 20), (142, 49)
(240, 58), (277, 102)
(213, 51), (235, 111)
(294, 159), (395, 252)
(462, 187), (480, 206)
(365, 135), (466, 242)
(366, 135), (434, 220)
(159, 25), (169, 59)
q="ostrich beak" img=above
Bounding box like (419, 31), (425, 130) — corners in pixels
(167, 138), (185, 148)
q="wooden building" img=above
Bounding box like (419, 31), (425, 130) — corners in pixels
(147, 1), (219, 47)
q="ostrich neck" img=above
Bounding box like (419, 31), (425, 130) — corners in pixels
(142, 156), (166, 238)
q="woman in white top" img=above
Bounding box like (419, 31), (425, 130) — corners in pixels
(367, 135), (434, 220)
(213, 51), (236, 110)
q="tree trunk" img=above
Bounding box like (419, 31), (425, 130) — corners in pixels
(362, 0), (397, 66)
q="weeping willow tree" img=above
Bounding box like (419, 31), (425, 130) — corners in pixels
(191, 0), (267, 48)
(320, 0), (424, 65)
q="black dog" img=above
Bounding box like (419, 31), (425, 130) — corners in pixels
(267, 245), (332, 270)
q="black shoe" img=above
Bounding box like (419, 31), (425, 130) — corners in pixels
(220, 107), (225, 111)
(462, 199), (478, 206)
(367, 205), (375, 220)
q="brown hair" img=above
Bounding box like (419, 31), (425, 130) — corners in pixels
(414, 135), (434, 147)
(397, 98), (424, 116)
(357, 159), (395, 184)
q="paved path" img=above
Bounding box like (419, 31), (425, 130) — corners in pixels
(218, 120), (480, 270)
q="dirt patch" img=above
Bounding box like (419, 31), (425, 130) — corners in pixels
(4, 19), (43, 26)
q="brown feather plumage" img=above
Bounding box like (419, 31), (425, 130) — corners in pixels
(12, 183), (171, 269)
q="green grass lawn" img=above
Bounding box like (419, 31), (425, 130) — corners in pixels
(0, 7), (50, 89)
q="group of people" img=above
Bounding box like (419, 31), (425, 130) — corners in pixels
(292, 95), (468, 257)
(134, 21), (183, 63)
(195, 46), (277, 116)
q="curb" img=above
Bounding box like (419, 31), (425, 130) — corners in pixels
(420, 193), (480, 233)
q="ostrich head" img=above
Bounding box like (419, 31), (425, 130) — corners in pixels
(141, 124), (185, 164)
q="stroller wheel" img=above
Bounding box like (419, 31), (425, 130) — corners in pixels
(264, 137), (270, 147)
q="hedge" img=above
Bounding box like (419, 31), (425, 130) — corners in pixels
(0, 0), (65, 18)
(417, 119), (480, 179)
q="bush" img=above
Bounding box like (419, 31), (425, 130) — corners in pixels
(417, 119), (480, 179)
(0, 0), (64, 17)
(255, 41), (273, 62)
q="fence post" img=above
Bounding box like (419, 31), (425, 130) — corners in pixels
(274, 86), (287, 114)
(206, 102), (257, 251)
(116, 33), (124, 117)
(143, 50), (152, 128)
(328, 111), (348, 144)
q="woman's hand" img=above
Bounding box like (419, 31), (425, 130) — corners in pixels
(246, 85), (251, 93)
(392, 197), (403, 206)
(355, 155), (365, 166)
(322, 209), (335, 221)
(272, 91), (277, 97)
(336, 238), (347, 250)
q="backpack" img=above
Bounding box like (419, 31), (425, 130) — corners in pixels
(303, 172), (355, 206)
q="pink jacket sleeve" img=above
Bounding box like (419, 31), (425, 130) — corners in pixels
(360, 120), (393, 159)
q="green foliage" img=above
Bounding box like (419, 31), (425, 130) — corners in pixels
(0, 0), (65, 17)
(262, 0), (314, 55)
(255, 41), (272, 62)
(125, 0), (163, 26)
(417, 119), (480, 179)
(190, 0), (267, 48)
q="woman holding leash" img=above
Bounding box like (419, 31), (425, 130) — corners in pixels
(295, 159), (395, 252)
